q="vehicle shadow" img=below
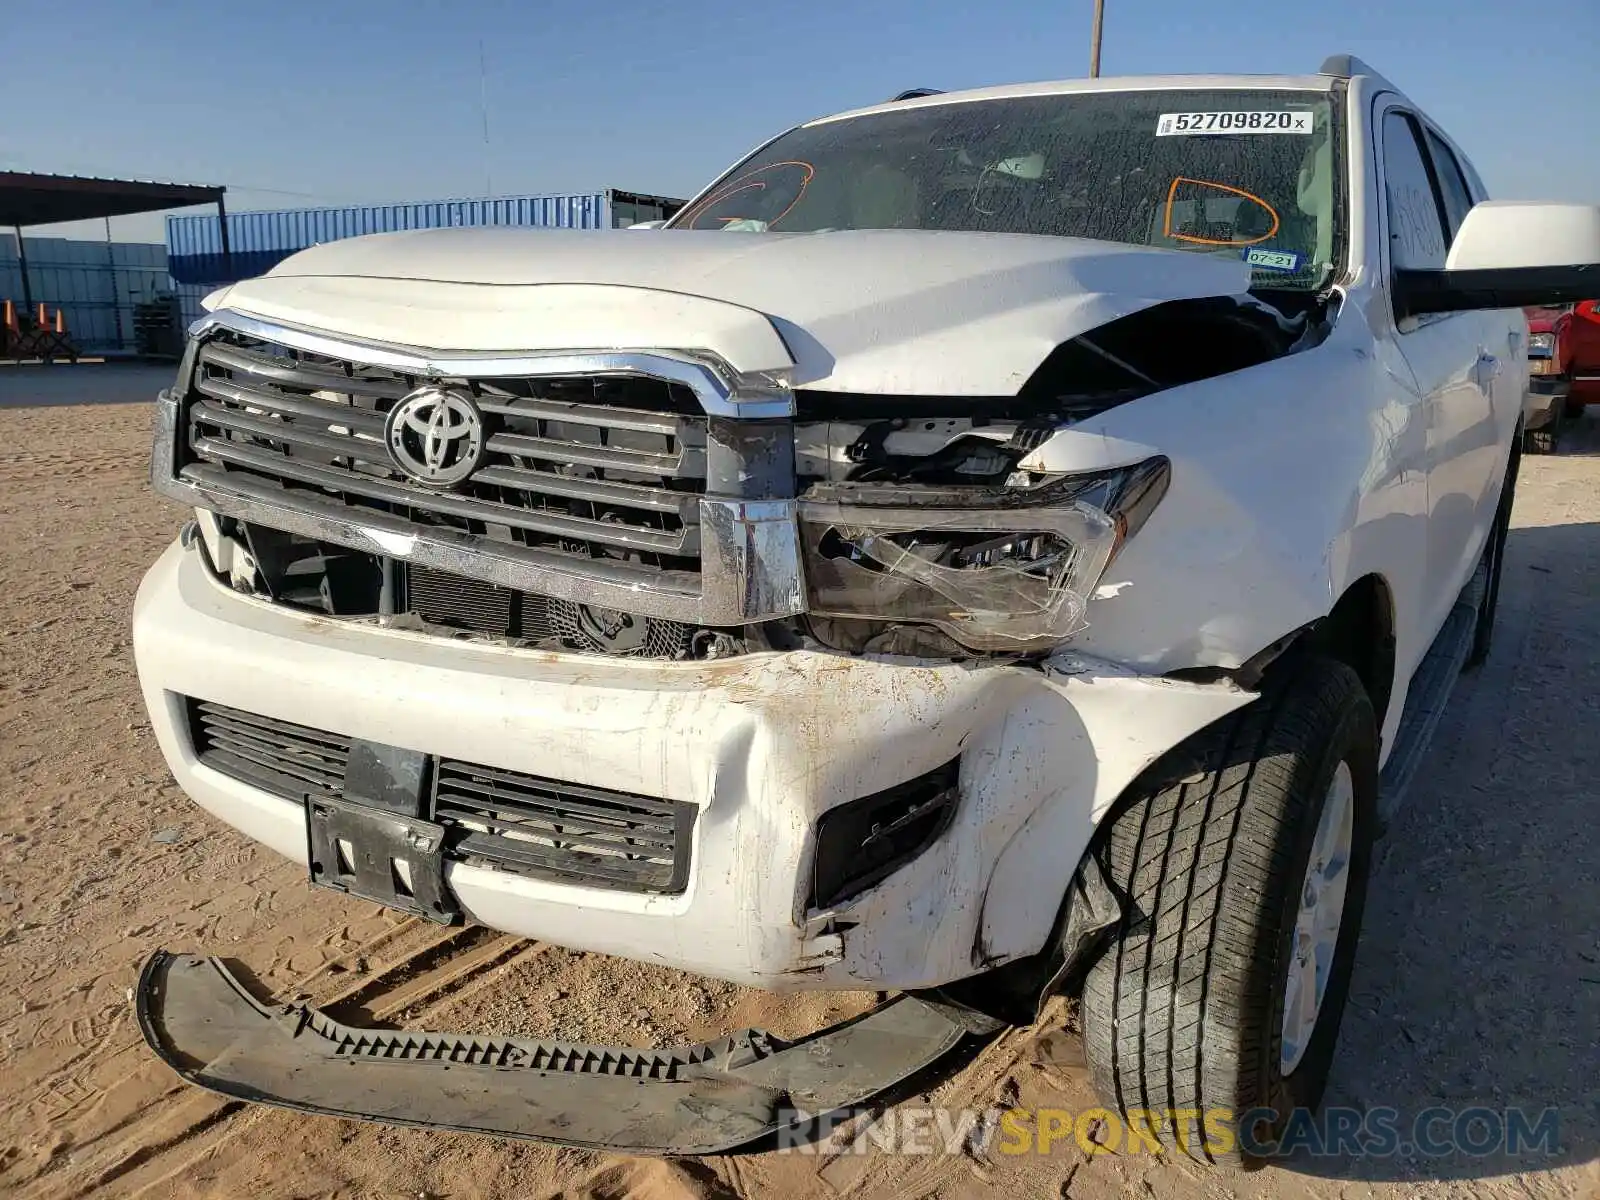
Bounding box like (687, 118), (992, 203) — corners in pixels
(1282, 492), (1600, 1182)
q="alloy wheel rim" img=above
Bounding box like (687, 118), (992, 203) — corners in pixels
(1280, 761), (1355, 1075)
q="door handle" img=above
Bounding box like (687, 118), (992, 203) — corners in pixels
(1473, 352), (1500, 392)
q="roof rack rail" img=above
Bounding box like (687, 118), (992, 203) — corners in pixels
(889, 88), (944, 102)
(1319, 54), (1396, 89)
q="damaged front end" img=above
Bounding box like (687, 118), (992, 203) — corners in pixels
(167, 290), (1326, 667)
(138, 267), (1329, 1150)
(134, 70), (1363, 1152)
(787, 293), (1328, 655)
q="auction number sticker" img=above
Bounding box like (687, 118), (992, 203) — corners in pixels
(1156, 111), (1312, 136)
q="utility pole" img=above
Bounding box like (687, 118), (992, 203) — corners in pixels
(1089, 0), (1105, 77)
(479, 39), (493, 198)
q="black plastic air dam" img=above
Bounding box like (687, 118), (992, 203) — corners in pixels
(136, 951), (998, 1154)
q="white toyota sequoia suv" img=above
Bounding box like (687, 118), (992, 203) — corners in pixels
(131, 56), (1600, 1161)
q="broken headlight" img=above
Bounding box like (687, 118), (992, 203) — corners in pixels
(799, 458), (1169, 652)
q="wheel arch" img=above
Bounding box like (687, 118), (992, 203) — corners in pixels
(1163, 573), (1399, 735)
(1299, 573), (1398, 732)
(936, 584), (1398, 1025)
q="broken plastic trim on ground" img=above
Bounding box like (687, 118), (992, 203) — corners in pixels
(136, 950), (1001, 1155)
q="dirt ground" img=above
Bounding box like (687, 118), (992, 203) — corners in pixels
(2, 363), (1597, 1200)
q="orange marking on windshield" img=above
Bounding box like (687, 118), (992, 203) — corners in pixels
(704, 181), (768, 222)
(681, 161), (816, 230)
(1162, 177), (1281, 247)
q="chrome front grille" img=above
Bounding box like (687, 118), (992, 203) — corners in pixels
(186, 331), (707, 576)
(153, 311), (807, 627)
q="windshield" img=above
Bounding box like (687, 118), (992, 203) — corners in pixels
(671, 88), (1341, 291)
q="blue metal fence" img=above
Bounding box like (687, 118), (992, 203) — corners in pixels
(1, 236), (169, 355)
(165, 188), (681, 332)
(166, 189), (681, 286)
(0, 189), (682, 357)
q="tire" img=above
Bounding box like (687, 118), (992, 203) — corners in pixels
(1563, 395), (1585, 421)
(1081, 657), (1378, 1165)
(1523, 423), (1558, 455)
(1467, 438), (1520, 667)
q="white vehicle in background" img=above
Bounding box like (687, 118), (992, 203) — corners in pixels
(131, 56), (1599, 1161)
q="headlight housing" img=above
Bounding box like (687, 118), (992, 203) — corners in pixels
(799, 458), (1170, 652)
(1528, 331), (1556, 355)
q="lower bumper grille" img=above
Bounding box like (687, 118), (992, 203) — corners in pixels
(190, 701), (348, 802)
(435, 762), (692, 894)
(188, 699), (694, 894)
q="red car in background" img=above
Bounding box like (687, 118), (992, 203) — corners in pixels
(1569, 300), (1600, 407)
(1525, 300), (1600, 452)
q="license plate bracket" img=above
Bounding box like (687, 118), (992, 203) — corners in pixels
(307, 796), (458, 923)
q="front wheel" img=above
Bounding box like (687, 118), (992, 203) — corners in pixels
(1081, 657), (1378, 1164)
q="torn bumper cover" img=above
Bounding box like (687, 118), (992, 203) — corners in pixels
(137, 951), (996, 1154)
(134, 539), (1258, 989)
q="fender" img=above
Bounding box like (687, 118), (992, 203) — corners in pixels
(971, 652), (1255, 972)
(977, 305), (1431, 960)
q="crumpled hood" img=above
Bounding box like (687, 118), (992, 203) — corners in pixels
(211, 227), (1250, 396)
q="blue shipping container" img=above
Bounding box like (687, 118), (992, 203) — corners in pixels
(166, 188), (683, 289)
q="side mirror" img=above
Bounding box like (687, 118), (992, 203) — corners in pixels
(1393, 201), (1600, 319)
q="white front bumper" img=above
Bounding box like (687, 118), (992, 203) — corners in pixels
(133, 539), (1253, 991)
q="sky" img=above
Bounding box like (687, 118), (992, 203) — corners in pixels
(5, 0), (1598, 246)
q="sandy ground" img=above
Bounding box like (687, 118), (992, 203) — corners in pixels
(1, 362), (1597, 1199)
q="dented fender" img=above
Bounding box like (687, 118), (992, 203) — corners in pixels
(820, 651), (1255, 983)
(971, 653), (1255, 969)
(1044, 315), (1432, 735)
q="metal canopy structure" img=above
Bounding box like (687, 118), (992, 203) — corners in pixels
(0, 171), (229, 314)
(0, 172), (225, 228)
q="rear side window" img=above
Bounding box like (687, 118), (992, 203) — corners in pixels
(1381, 111), (1447, 271)
(1423, 129), (1475, 240)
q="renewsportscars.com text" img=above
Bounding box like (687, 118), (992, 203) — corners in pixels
(777, 1104), (1561, 1159)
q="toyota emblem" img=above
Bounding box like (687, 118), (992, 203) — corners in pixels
(384, 386), (487, 487)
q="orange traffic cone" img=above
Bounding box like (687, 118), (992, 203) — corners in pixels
(2, 299), (14, 332)
(36, 302), (46, 326)
(54, 308), (65, 335)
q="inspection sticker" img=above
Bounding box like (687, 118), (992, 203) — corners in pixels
(1244, 247), (1302, 272)
(1156, 111), (1312, 136)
